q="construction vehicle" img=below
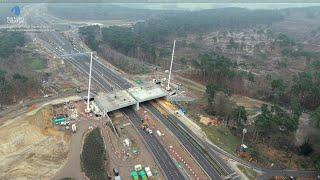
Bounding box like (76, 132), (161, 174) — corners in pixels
(71, 124), (77, 133)
(141, 122), (148, 130)
(162, 110), (169, 119)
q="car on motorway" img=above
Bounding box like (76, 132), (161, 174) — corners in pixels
(145, 128), (153, 134)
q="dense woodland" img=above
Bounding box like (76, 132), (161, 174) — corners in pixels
(79, 7), (283, 70)
(0, 31), (42, 105)
(134, 8), (283, 43)
(201, 43), (320, 169)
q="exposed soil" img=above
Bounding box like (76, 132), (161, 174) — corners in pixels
(0, 107), (70, 179)
(105, 111), (164, 180)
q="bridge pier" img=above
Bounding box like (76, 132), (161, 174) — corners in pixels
(136, 102), (140, 111)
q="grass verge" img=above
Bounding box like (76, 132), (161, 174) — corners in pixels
(25, 57), (45, 70)
(237, 165), (258, 180)
(200, 124), (241, 155)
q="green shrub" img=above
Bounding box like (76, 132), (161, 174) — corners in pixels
(298, 139), (313, 156)
(81, 128), (108, 180)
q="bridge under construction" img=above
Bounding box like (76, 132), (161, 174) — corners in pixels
(92, 85), (167, 115)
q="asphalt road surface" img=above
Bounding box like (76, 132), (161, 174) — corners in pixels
(123, 108), (186, 180)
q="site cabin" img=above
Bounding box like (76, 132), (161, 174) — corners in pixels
(131, 171), (138, 180)
(52, 117), (65, 125)
(139, 170), (147, 180)
(134, 164), (142, 171)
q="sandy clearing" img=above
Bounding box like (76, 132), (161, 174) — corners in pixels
(0, 107), (70, 179)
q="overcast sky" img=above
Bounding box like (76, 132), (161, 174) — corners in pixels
(115, 3), (320, 10)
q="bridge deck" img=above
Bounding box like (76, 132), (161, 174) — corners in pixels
(94, 86), (167, 113)
(128, 86), (167, 102)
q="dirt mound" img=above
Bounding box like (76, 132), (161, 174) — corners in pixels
(0, 106), (70, 179)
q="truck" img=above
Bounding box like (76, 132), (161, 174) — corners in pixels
(145, 167), (153, 177)
(71, 124), (77, 133)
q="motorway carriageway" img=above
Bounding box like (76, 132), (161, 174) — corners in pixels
(123, 108), (186, 180)
(145, 103), (238, 180)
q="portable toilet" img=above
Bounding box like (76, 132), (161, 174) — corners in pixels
(139, 170), (147, 180)
(131, 171), (138, 180)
